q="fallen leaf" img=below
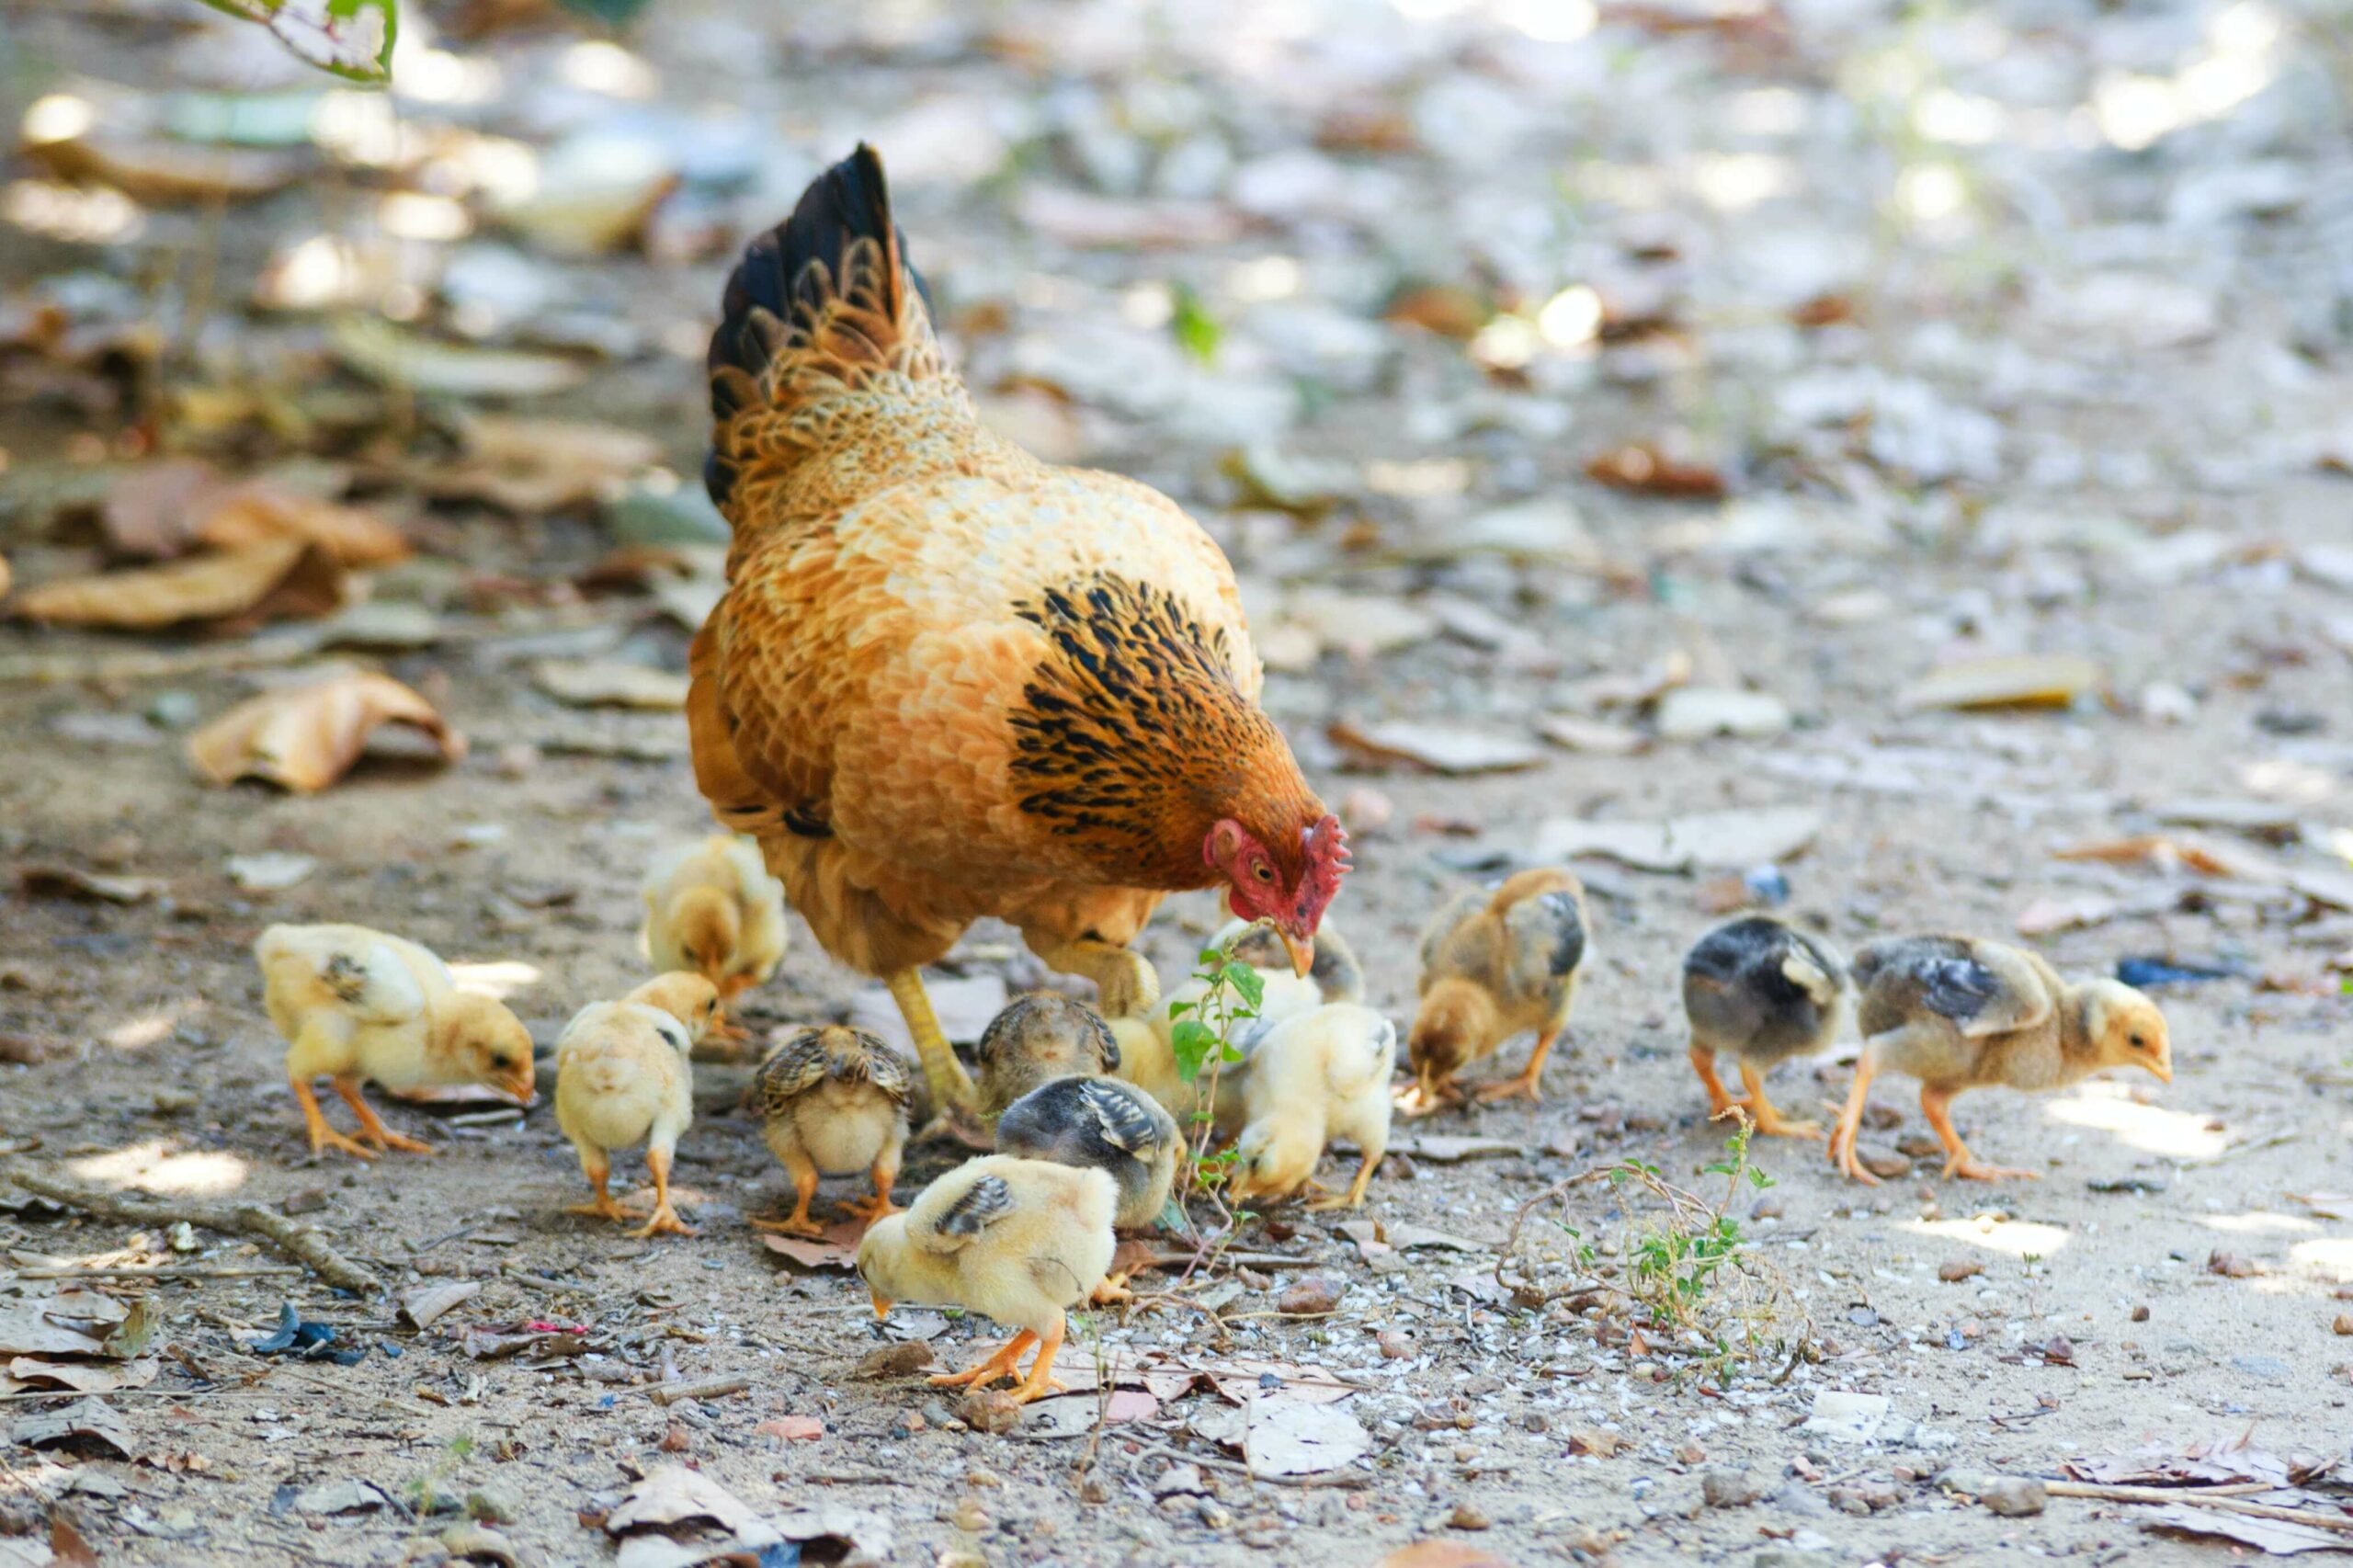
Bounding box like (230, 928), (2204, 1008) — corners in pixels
(2016, 893), (2129, 937)
(756, 1415), (824, 1442)
(756, 1227), (861, 1271)
(1567, 1426), (1623, 1457)
(2, 1356), (158, 1395)
(2143, 1504), (2346, 1555)
(1535, 713), (1650, 756)
(1654, 687), (1791, 740)
(1019, 1388), (1159, 1437)
(605, 1465), (763, 1537)
(286, 1479), (390, 1515)
(225, 851), (319, 892)
(1585, 441), (1725, 498)
(196, 481), (408, 567)
(49, 1513), (98, 1568)
(1205, 1359), (1355, 1407)
(1897, 654), (2104, 713)
(1383, 1223), (1487, 1253)
(423, 416), (665, 513)
(188, 671), (464, 792)
(17, 865), (165, 904)
(1533, 806), (1824, 871)
(396, 1281), (482, 1330)
(26, 130), (301, 204)
(1245, 1398), (1370, 1478)
(331, 316), (587, 399)
(9, 1397), (132, 1459)
(1329, 720), (1546, 775)
(12, 538), (347, 632)
(1378, 1547), (1514, 1568)
(531, 659), (690, 711)
(847, 973), (1006, 1054)
(0, 1292), (137, 1358)
(851, 1342), (933, 1379)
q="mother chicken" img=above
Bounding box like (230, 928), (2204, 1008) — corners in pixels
(691, 146), (1348, 1120)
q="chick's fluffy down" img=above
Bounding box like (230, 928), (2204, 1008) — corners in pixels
(1231, 1002), (1396, 1205)
(995, 1075), (1180, 1230)
(555, 1001), (694, 1154)
(858, 1155), (1117, 1331)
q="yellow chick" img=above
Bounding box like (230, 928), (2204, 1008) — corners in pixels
(256, 923), (535, 1161)
(1225, 1003), (1396, 1211)
(1683, 916), (1848, 1140)
(641, 835), (788, 1031)
(1828, 935), (2173, 1185)
(975, 993), (1120, 1119)
(1219, 917), (1365, 1005)
(553, 972), (721, 1239)
(858, 1154), (1117, 1403)
(1404, 868), (1590, 1112)
(750, 1026), (912, 1235)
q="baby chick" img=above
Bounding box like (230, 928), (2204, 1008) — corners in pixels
(751, 1025), (913, 1235)
(996, 1076), (1180, 1227)
(1404, 868), (1590, 1112)
(553, 972), (721, 1238)
(256, 923), (535, 1160)
(641, 835), (788, 1032)
(1226, 1003), (1397, 1211)
(1828, 935), (2172, 1185)
(1683, 916), (1848, 1140)
(1220, 918), (1366, 1006)
(975, 993), (1120, 1118)
(858, 1154), (1117, 1403)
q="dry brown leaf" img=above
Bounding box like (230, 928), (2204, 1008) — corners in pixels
(12, 538), (347, 633)
(101, 460), (217, 558)
(0, 552), (11, 600)
(1584, 441), (1726, 498)
(1327, 719), (1546, 774)
(532, 659), (690, 710)
(199, 483), (408, 567)
(188, 671), (464, 792)
(424, 416), (665, 513)
(26, 131), (301, 204)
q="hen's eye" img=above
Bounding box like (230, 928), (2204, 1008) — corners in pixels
(1252, 862), (1274, 883)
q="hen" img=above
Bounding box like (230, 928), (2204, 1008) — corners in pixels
(691, 146), (1348, 1118)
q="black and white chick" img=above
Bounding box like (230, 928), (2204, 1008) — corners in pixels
(1682, 916), (1847, 1140)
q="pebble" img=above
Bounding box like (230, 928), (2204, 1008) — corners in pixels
(1701, 1468), (1763, 1508)
(1855, 1144), (1912, 1179)
(1977, 1477), (2047, 1517)
(282, 1187), (328, 1216)
(854, 1342), (935, 1379)
(1279, 1278), (1344, 1315)
(1938, 1259), (1982, 1282)
(1378, 1330), (1414, 1359)
(959, 1389), (1021, 1435)
(1448, 1504), (1492, 1530)
(2334, 1314), (2353, 1335)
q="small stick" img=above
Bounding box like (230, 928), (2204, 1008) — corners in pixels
(647, 1374), (749, 1406)
(1129, 1441), (1371, 1491)
(10, 1264), (307, 1281)
(2042, 1481), (2353, 1532)
(804, 1471), (906, 1486)
(7, 1167), (379, 1294)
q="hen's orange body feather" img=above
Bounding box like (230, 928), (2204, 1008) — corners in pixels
(690, 148), (1324, 1003)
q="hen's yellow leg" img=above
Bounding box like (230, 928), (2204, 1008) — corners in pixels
(1009, 1314), (1069, 1403)
(1921, 1086), (2037, 1182)
(1738, 1063), (1822, 1141)
(1476, 1028), (1562, 1104)
(332, 1076), (434, 1154)
(1029, 938), (1160, 1020)
(1827, 1051), (1880, 1185)
(628, 1146), (699, 1239)
(885, 969), (977, 1114)
(749, 1146), (824, 1236)
(929, 1331), (1035, 1390)
(567, 1152), (627, 1222)
(292, 1077), (375, 1160)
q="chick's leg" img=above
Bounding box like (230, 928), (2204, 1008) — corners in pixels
(1738, 1063), (1822, 1141)
(885, 969), (978, 1118)
(1307, 1150), (1381, 1211)
(1689, 1042), (1744, 1119)
(749, 1146), (824, 1236)
(627, 1145), (699, 1239)
(1921, 1086), (2038, 1182)
(1476, 1028), (1563, 1104)
(1827, 1049), (1880, 1185)
(332, 1077), (434, 1154)
(1029, 937), (1160, 1020)
(840, 1150), (901, 1227)
(1010, 1314), (1069, 1403)
(291, 1076), (375, 1161)
(928, 1330), (1036, 1391)
(566, 1147), (627, 1222)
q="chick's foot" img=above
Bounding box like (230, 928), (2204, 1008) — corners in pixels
(627, 1202), (699, 1240)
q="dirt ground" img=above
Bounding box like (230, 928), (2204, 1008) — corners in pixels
(5, 0), (2353, 1564)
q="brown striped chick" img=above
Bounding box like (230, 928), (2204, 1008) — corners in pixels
(995, 1074), (1180, 1302)
(974, 993), (1120, 1118)
(751, 1025), (912, 1235)
(1403, 869), (1589, 1113)
(1828, 936), (2172, 1186)
(641, 835), (788, 1041)
(554, 973), (721, 1238)
(1110, 918), (1359, 1127)
(1225, 1003), (1396, 1211)
(1683, 916), (1848, 1140)
(858, 1154), (1117, 1403)
(256, 923), (535, 1160)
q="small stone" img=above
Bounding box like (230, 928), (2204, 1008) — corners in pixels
(1378, 1330), (1414, 1359)
(1077, 1474), (1110, 1505)
(1448, 1503), (1492, 1530)
(1675, 1442), (1705, 1465)
(463, 1484), (522, 1525)
(951, 1496), (990, 1532)
(1701, 1468), (1763, 1509)
(854, 1342), (935, 1379)
(1749, 1195), (1785, 1221)
(2335, 1314), (2353, 1336)
(657, 1425), (690, 1453)
(960, 1388), (1021, 1436)
(1856, 1144), (1912, 1179)
(2131, 1304), (2151, 1323)
(1938, 1259), (1982, 1283)
(965, 1466), (1001, 1489)
(282, 1187), (328, 1216)
(1894, 1132), (1943, 1161)
(2208, 1250), (2259, 1278)
(1153, 1464), (1206, 1499)
(1826, 1486), (1871, 1516)
(1977, 1477), (2046, 1517)
(493, 743), (540, 778)
(1566, 1428), (1621, 1458)
(1279, 1278), (1343, 1315)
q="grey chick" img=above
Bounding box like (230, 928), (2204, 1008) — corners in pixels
(995, 1074), (1180, 1301)
(751, 1025), (912, 1235)
(1683, 916), (1847, 1140)
(975, 993), (1120, 1118)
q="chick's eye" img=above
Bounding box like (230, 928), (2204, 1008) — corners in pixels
(489, 1052), (511, 1071)
(2129, 1033), (2146, 1049)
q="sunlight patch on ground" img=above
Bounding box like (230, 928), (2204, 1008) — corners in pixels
(2041, 1081), (2225, 1158)
(449, 960), (541, 998)
(1904, 1215), (2071, 1258)
(2290, 1238), (2353, 1283)
(69, 1139), (248, 1196)
(103, 999), (206, 1051)
(2198, 1211), (2321, 1236)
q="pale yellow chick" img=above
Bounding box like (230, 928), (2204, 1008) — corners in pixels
(1225, 1002), (1396, 1211)
(256, 923), (535, 1161)
(857, 1154), (1117, 1403)
(1404, 868), (1590, 1112)
(553, 972), (721, 1238)
(641, 835), (789, 1034)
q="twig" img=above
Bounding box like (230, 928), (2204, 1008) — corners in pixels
(804, 1471), (906, 1487)
(2043, 1481), (2353, 1533)
(6, 1167), (379, 1295)
(1130, 1441), (1372, 1491)
(1141, 1251), (1317, 1270)
(647, 1374), (749, 1405)
(10, 1264), (306, 1280)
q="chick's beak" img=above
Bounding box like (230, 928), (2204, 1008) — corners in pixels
(869, 1290), (892, 1321)
(2147, 1055), (2174, 1085)
(496, 1066), (536, 1105)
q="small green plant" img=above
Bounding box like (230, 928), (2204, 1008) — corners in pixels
(195, 0), (398, 85)
(404, 1431), (474, 1515)
(1168, 282), (1222, 365)
(1165, 935), (1262, 1219)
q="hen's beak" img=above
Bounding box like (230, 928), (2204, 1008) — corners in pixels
(870, 1290), (892, 1320)
(1279, 928), (1314, 979)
